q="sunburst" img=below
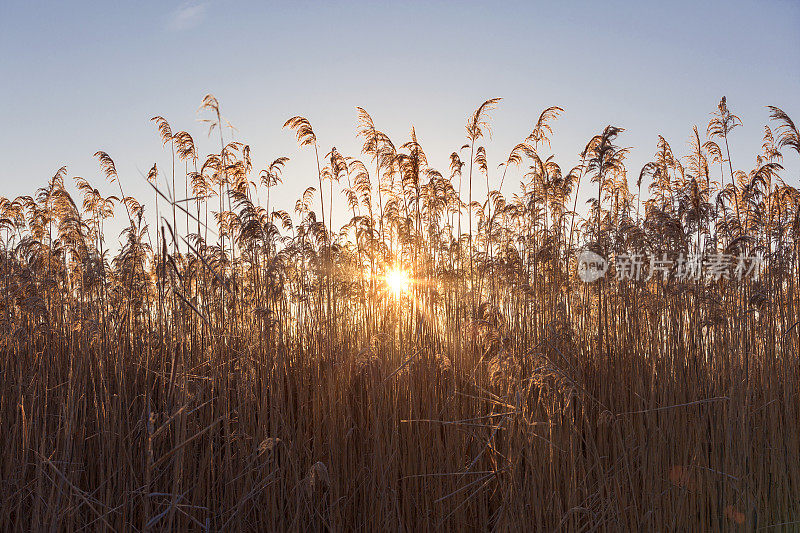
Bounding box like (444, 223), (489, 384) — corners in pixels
(385, 268), (411, 297)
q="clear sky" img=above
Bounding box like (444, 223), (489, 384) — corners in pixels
(1, 0), (798, 236)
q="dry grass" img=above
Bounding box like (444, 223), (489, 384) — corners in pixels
(0, 96), (798, 531)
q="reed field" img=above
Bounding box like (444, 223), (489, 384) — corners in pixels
(0, 95), (798, 531)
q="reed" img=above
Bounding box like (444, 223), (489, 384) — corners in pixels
(0, 96), (798, 531)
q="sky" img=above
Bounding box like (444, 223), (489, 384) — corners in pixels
(1, 0), (799, 239)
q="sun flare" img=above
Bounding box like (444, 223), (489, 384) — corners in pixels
(385, 268), (411, 296)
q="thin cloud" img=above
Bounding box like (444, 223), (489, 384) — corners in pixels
(168, 1), (208, 31)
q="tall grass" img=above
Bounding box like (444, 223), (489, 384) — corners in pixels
(0, 96), (798, 530)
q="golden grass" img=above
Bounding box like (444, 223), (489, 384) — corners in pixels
(0, 96), (798, 530)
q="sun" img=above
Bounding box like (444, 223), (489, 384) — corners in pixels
(385, 268), (411, 296)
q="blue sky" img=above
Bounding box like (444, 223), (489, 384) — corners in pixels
(1, 0), (798, 236)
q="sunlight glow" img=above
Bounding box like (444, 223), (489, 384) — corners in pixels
(385, 268), (411, 297)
